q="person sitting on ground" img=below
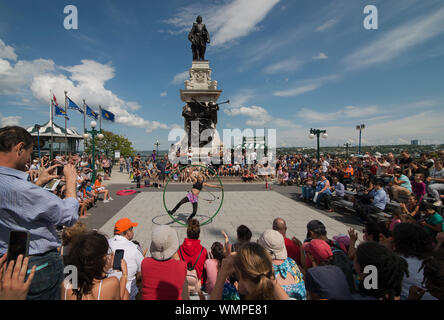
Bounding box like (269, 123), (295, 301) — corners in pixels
(141, 225), (189, 300)
(411, 173), (426, 203)
(305, 265), (352, 300)
(427, 159), (444, 207)
(351, 241), (408, 300)
(178, 219), (208, 296)
(409, 250), (444, 301)
(210, 243), (290, 300)
(59, 221), (87, 265)
(94, 174), (113, 203)
(391, 223), (436, 300)
(300, 177), (316, 201)
(62, 231), (129, 300)
(419, 202), (444, 239)
(108, 218), (144, 300)
(258, 230), (307, 300)
(222, 225), (252, 256)
(391, 167), (412, 202)
(272, 218), (303, 267)
(400, 194), (421, 220)
(202, 242), (225, 295)
(353, 179), (387, 222)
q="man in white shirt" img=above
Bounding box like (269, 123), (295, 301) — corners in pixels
(108, 218), (144, 300)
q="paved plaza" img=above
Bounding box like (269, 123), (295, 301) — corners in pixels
(91, 171), (363, 251)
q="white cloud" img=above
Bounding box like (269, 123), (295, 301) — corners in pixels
(164, 0), (280, 47)
(171, 71), (188, 85)
(29, 59), (170, 133)
(273, 75), (339, 97)
(263, 58), (303, 74)
(343, 6), (444, 70)
(297, 105), (381, 122)
(160, 91), (168, 97)
(224, 105), (295, 128)
(0, 39), (17, 61)
(229, 89), (255, 109)
(316, 19), (339, 32)
(0, 58), (55, 94)
(0, 114), (22, 127)
(312, 52), (328, 60)
(273, 83), (320, 97)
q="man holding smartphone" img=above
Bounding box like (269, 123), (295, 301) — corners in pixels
(0, 126), (79, 300)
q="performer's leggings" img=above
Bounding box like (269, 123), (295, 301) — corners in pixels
(171, 196), (198, 220)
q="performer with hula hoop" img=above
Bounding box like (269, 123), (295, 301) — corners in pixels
(168, 173), (223, 223)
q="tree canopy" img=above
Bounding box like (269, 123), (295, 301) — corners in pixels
(85, 130), (136, 158)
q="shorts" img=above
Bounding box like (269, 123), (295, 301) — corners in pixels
(187, 192), (199, 204)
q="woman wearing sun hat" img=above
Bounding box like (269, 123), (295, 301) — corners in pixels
(257, 230), (307, 300)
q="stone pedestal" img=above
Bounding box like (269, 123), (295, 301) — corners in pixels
(172, 60), (224, 163)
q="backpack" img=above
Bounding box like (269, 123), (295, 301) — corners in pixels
(144, 179), (150, 187)
(179, 247), (204, 295)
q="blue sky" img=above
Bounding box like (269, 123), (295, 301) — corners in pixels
(0, 0), (443, 150)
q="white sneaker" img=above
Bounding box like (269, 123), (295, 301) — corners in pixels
(433, 200), (442, 207)
(109, 197), (114, 201)
(103, 199), (110, 203)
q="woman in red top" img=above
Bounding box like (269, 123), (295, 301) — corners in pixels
(141, 225), (189, 300)
(178, 219), (208, 287)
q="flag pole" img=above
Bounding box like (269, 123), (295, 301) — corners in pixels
(99, 105), (102, 131)
(83, 100), (86, 153)
(64, 91), (68, 156)
(50, 91), (54, 160)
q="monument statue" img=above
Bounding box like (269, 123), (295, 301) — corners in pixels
(188, 16), (210, 61)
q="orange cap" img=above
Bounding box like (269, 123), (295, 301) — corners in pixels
(115, 218), (138, 234)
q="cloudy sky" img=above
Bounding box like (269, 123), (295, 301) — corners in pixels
(0, 0), (443, 149)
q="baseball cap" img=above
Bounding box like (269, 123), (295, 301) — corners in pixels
(150, 225), (179, 261)
(114, 218), (138, 234)
(306, 239), (333, 265)
(257, 229), (287, 260)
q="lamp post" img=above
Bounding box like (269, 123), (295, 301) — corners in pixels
(84, 120), (104, 183)
(309, 128), (328, 162)
(344, 141), (352, 159)
(34, 124), (41, 158)
(356, 124), (365, 155)
(154, 140), (160, 158)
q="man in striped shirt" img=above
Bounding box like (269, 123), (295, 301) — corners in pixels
(0, 126), (79, 300)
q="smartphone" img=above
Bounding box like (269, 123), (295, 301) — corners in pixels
(7, 231), (30, 264)
(113, 249), (124, 271)
(56, 165), (64, 176)
(43, 179), (61, 192)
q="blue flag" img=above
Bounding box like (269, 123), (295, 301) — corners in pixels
(101, 108), (115, 122)
(86, 105), (98, 120)
(67, 97), (84, 114)
(54, 104), (66, 116)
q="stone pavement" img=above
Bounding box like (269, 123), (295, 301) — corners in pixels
(97, 189), (363, 254)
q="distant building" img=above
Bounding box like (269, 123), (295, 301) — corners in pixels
(411, 140), (419, 146)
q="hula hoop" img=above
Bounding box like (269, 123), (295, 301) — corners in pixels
(163, 164), (224, 226)
(116, 190), (137, 196)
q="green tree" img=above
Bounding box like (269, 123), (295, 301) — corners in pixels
(85, 130), (136, 158)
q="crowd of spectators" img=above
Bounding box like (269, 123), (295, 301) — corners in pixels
(1, 125), (443, 302)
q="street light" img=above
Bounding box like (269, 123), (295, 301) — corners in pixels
(84, 120), (104, 183)
(356, 124), (365, 155)
(309, 128), (327, 162)
(344, 141), (352, 159)
(34, 124), (41, 158)
(154, 139), (160, 158)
